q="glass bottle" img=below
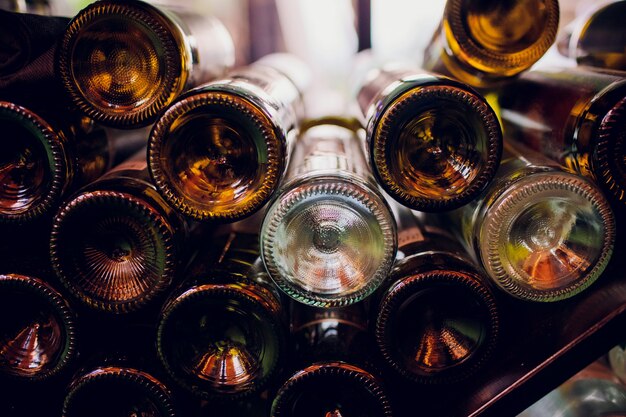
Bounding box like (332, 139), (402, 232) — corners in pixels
(446, 145), (615, 302)
(272, 303), (392, 417)
(157, 231), (285, 400)
(357, 66), (502, 211)
(557, 1), (626, 71)
(148, 53), (309, 222)
(423, 0), (560, 88)
(519, 359), (626, 417)
(260, 118), (397, 307)
(0, 101), (112, 225)
(62, 365), (177, 417)
(373, 206), (499, 384)
(50, 151), (187, 314)
(495, 67), (626, 207)
(0, 273), (76, 381)
(57, 0), (235, 128)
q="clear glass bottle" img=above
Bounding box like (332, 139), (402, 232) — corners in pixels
(57, 0), (235, 128)
(0, 273), (76, 381)
(260, 118), (397, 307)
(423, 0), (560, 87)
(357, 66), (502, 211)
(373, 206), (499, 384)
(446, 145), (615, 302)
(557, 1), (626, 71)
(0, 101), (112, 225)
(62, 365), (177, 417)
(272, 304), (392, 417)
(148, 53), (308, 222)
(157, 231), (285, 400)
(50, 152), (187, 314)
(495, 67), (626, 207)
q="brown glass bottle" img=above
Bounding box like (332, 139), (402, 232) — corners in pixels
(495, 67), (626, 207)
(0, 101), (112, 225)
(423, 0), (559, 87)
(0, 273), (76, 381)
(357, 66), (502, 211)
(50, 152), (187, 314)
(261, 118), (397, 307)
(557, 1), (626, 71)
(148, 53), (308, 222)
(62, 365), (177, 417)
(157, 231), (285, 400)
(374, 206), (499, 384)
(445, 145), (615, 302)
(272, 303), (392, 417)
(57, 0), (235, 128)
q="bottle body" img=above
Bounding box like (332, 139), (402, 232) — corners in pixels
(63, 365), (177, 417)
(0, 273), (76, 381)
(261, 120), (397, 307)
(272, 303), (392, 417)
(446, 152), (615, 302)
(157, 231), (285, 400)
(557, 1), (626, 71)
(57, 0), (235, 128)
(50, 153), (187, 313)
(495, 68), (626, 206)
(148, 53), (308, 222)
(423, 0), (559, 87)
(374, 207), (499, 383)
(357, 67), (502, 211)
(0, 101), (112, 225)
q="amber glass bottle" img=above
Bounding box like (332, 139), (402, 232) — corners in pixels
(50, 152), (187, 314)
(423, 0), (559, 87)
(495, 68), (626, 207)
(357, 67), (502, 211)
(446, 145), (615, 302)
(57, 0), (235, 128)
(374, 206), (499, 384)
(157, 231), (285, 400)
(0, 101), (111, 225)
(62, 365), (177, 417)
(261, 118), (397, 307)
(272, 304), (392, 417)
(557, 1), (626, 71)
(148, 53), (308, 222)
(0, 273), (76, 381)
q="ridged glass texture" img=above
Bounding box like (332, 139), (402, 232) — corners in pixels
(262, 178), (395, 307)
(271, 362), (392, 417)
(63, 367), (175, 417)
(0, 274), (75, 380)
(479, 170), (614, 301)
(0, 102), (63, 224)
(51, 190), (173, 313)
(158, 286), (281, 398)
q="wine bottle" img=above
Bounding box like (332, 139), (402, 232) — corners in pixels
(157, 231), (285, 400)
(0, 273), (76, 381)
(373, 206), (499, 384)
(148, 53), (309, 222)
(557, 1), (626, 71)
(50, 152), (187, 314)
(0, 101), (112, 225)
(57, 0), (235, 128)
(423, 0), (560, 87)
(62, 365), (177, 417)
(445, 145), (615, 302)
(519, 360), (626, 417)
(272, 303), (392, 417)
(495, 67), (626, 207)
(357, 66), (502, 211)
(260, 118), (397, 307)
